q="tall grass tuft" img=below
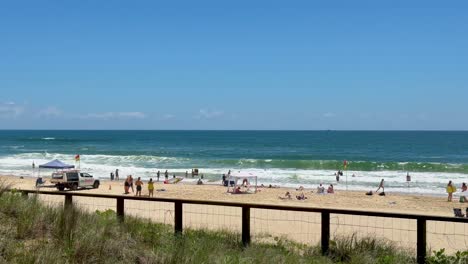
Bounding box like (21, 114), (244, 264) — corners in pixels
(327, 234), (415, 264)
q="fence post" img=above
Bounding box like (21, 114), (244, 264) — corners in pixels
(116, 197), (125, 222)
(64, 194), (73, 209)
(174, 201), (183, 235)
(321, 211), (330, 255)
(417, 218), (427, 264)
(242, 206), (251, 246)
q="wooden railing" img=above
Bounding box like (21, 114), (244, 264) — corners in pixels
(18, 189), (468, 264)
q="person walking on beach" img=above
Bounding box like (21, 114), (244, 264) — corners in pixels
(148, 178), (154, 197)
(376, 179), (385, 194)
(135, 177), (143, 197)
(110, 172), (114, 181)
(447, 181), (456, 202)
(164, 170), (169, 180)
(115, 169), (119, 181)
(157, 171), (160, 182)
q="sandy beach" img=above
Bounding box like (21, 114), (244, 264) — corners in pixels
(2, 175), (467, 253)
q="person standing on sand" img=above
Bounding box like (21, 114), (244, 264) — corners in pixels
(447, 181), (456, 202)
(148, 178), (154, 197)
(157, 171), (160, 182)
(165, 170), (169, 180)
(376, 179), (385, 193)
(124, 176), (130, 194)
(135, 177), (143, 197)
(115, 169), (119, 181)
(129, 175), (134, 193)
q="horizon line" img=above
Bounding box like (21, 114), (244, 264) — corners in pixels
(0, 129), (467, 132)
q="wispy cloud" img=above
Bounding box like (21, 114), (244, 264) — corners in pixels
(36, 106), (62, 118)
(79, 112), (147, 120)
(162, 114), (175, 120)
(0, 102), (25, 118)
(323, 112), (336, 118)
(196, 109), (224, 119)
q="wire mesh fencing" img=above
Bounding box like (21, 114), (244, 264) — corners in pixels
(183, 204), (241, 232)
(125, 200), (175, 226)
(72, 196), (115, 214)
(251, 209), (321, 245)
(24, 191), (468, 256)
(427, 220), (468, 254)
(31, 193), (64, 208)
(330, 214), (417, 251)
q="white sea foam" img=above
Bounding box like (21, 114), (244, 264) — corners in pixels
(0, 153), (466, 196)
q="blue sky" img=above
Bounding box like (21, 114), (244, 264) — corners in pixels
(1, 1), (467, 130)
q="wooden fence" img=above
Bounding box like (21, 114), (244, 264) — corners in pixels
(18, 189), (468, 264)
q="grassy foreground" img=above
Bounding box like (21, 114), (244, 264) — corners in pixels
(0, 187), (465, 263)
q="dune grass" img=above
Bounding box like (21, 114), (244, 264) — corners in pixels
(0, 183), (463, 264)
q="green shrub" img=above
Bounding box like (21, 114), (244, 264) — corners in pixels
(427, 248), (468, 264)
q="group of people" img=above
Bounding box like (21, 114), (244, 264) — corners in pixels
(109, 169), (120, 181)
(124, 175), (146, 196)
(123, 176), (155, 197)
(447, 181), (467, 202)
(279, 191), (308, 200)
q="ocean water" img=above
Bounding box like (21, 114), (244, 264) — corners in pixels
(0, 130), (467, 195)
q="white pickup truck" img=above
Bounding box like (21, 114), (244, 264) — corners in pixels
(50, 170), (100, 191)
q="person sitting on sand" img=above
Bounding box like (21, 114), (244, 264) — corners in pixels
(279, 191), (292, 200)
(462, 182), (467, 192)
(197, 178), (203, 185)
(376, 179), (385, 194)
(135, 177), (143, 197)
(317, 184), (325, 194)
(296, 192), (307, 200)
(242, 178), (249, 187)
(35, 177), (46, 187)
(148, 178), (154, 197)
(234, 186), (242, 194)
(327, 184), (334, 194)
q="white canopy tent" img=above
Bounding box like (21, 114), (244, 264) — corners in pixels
(227, 172), (258, 194)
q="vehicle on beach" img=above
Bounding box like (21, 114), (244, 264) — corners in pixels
(50, 170), (100, 191)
